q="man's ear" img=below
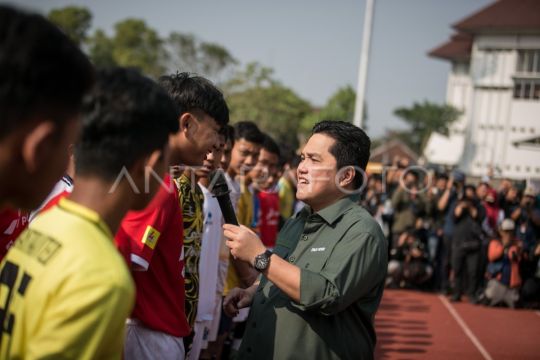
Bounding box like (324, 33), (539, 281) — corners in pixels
(179, 112), (199, 139)
(338, 166), (356, 188)
(21, 121), (57, 173)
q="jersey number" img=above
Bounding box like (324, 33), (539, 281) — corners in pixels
(0, 261), (32, 345)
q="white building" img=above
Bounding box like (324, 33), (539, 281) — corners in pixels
(424, 0), (540, 181)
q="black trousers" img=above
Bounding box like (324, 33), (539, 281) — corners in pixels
(452, 247), (480, 299)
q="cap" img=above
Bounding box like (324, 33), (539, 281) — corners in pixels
(500, 218), (515, 231)
(523, 186), (536, 198)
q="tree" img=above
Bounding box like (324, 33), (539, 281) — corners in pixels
(300, 85), (367, 133)
(393, 100), (461, 154)
(225, 63), (311, 147)
(87, 29), (116, 68)
(111, 19), (167, 78)
(48, 6), (92, 46)
(167, 33), (237, 82)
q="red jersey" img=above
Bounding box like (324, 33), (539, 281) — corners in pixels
(115, 174), (190, 337)
(257, 190), (280, 248)
(0, 209), (28, 261)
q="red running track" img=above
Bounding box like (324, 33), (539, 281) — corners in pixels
(374, 289), (540, 360)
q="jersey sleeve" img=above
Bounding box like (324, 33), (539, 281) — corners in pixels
(115, 183), (178, 271)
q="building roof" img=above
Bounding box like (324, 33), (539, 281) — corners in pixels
(428, 33), (473, 61)
(370, 139), (418, 164)
(453, 0), (540, 33)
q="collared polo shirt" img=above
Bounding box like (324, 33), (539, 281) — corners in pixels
(238, 195), (388, 360)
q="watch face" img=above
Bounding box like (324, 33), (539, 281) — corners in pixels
(255, 254), (270, 271)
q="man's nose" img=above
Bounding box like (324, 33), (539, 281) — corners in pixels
(246, 155), (256, 166)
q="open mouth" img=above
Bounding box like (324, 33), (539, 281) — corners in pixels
(297, 177), (310, 185)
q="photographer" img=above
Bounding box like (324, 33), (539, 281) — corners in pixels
(391, 170), (428, 249)
(437, 170), (465, 293)
(512, 187), (540, 295)
(451, 185), (485, 303)
(480, 219), (522, 308)
(512, 187), (540, 254)
(387, 227), (433, 289)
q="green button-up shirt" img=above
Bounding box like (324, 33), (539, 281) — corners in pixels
(238, 195), (388, 360)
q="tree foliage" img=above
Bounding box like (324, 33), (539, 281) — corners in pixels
(225, 63), (311, 147)
(167, 33), (237, 82)
(300, 85), (359, 133)
(48, 6), (92, 45)
(110, 19), (167, 78)
(87, 29), (116, 68)
(393, 100), (461, 154)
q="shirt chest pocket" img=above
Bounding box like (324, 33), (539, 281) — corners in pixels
(295, 241), (338, 273)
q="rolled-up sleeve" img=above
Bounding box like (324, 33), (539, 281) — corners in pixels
(294, 227), (387, 315)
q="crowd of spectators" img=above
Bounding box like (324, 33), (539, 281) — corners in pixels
(360, 156), (540, 309)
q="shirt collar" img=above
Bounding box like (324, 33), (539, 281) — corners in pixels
(58, 198), (113, 239)
(296, 195), (358, 226)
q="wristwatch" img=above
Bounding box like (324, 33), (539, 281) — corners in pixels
(253, 249), (273, 272)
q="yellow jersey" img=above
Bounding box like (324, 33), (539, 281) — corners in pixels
(224, 185), (254, 295)
(0, 198), (134, 359)
(278, 177), (295, 219)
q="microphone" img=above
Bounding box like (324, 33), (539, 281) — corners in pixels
(209, 170), (239, 226)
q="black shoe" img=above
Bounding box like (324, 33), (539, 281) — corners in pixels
(450, 295), (461, 302)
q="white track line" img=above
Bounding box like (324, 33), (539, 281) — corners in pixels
(438, 295), (494, 360)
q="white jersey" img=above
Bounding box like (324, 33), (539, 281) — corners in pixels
(196, 183), (223, 322)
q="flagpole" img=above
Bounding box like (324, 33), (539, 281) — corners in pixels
(353, 0), (375, 129)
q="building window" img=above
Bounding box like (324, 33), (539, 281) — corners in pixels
(515, 50), (540, 100)
(513, 79), (540, 100)
(517, 50), (540, 74)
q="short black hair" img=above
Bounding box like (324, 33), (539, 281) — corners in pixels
(76, 67), (179, 181)
(261, 134), (280, 158)
(279, 143), (296, 168)
(158, 72), (229, 128)
(0, 5), (94, 139)
(221, 124), (235, 147)
(234, 121), (264, 144)
(312, 120), (371, 189)
(436, 172), (449, 181)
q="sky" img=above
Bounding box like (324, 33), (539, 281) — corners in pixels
(11, 0), (493, 138)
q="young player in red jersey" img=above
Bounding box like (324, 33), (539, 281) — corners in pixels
(115, 73), (229, 360)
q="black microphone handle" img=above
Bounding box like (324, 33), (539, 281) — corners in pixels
(215, 194), (239, 226)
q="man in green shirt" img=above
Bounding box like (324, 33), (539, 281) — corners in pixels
(223, 121), (388, 360)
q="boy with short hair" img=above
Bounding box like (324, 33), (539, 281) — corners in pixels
(0, 5), (94, 211)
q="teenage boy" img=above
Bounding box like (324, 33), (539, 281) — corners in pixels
(224, 122), (264, 294)
(0, 5), (93, 211)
